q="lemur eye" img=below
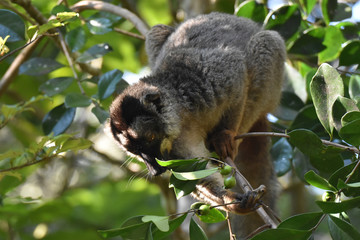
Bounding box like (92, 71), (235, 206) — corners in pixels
(149, 134), (155, 141)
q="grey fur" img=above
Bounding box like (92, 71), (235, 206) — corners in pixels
(109, 12), (286, 237)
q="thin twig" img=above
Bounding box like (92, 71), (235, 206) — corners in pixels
(114, 27), (145, 40)
(226, 211), (236, 240)
(71, 0), (149, 36)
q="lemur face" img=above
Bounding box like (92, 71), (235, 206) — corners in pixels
(109, 85), (168, 176)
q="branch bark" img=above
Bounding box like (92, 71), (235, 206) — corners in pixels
(71, 0), (149, 36)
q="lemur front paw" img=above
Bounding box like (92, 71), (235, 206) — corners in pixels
(207, 129), (237, 160)
(224, 185), (266, 214)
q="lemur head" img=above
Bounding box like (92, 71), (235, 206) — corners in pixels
(109, 82), (174, 176)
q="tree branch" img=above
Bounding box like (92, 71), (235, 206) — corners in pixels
(71, 0), (149, 36)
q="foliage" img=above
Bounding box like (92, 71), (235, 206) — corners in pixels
(0, 0), (360, 240)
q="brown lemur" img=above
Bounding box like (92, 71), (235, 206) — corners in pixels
(109, 13), (285, 217)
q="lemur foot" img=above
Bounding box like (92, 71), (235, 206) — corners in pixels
(224, 185), (266, 214)
(208, 129), (237, 160)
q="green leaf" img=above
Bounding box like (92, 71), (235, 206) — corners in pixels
(288, 129), (343, 173)
(56, 12), (78, 22)
(316, 196), (360, 213)
(0, 9), (25, 42)
(339, 119), (360, 146)
(276, 91), (305, 121)
(156, 158), (202, 168)
(97, 69), (123, 100)
(250, 229), (312, 240)
(349, 75), (360, 104)
(329, 162), (360, 197)
(98, 217), (150, 239)
(38, 19), (64, 35)
(65, 27), (86, 52)
(328, 215), (360, 240)
(304, 170), (337, 191)
(289, 28), (326, 56)
(76, 43), (112, 63)
(289, 105), (322, 132)
(310, 63), (344, 137)
(321, 0), (337, 25)
(58, 138), (93, 153)
(339, 40), (360, 66)
(319, 26), (345, 63)
(171, 168), (218, 181)
(169, 176), (197, 199)
(42, 104), (76, 136)
(236, 0), (267, 23)
(142, 216), (169, 232)
(196, 207), (226, 223)
(332, 96), (359, 132)
(271, 138), (292, 176)
(64, 93), (92, 108)
(19, 57), (63, 76)
(292, 148), (315, 182)
(278, 212), (323, 230)
(39, 77), (74, 96)
(264, 5), (301, 40)
(152, 214), (187, 240)
(189, 217), (208, 240)
(86, 18), (112, 35)
(91, 106), (109, 123)
(299, 0), (317, 15)
(0, 175), (24, 195)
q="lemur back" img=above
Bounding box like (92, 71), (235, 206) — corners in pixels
(109, 12), (286, 238)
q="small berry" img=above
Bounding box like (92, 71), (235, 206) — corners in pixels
(224, 176), (236, 189)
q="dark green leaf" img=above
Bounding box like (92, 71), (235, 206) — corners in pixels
(339, 40), (360, 66)
(51, 5), (71, 15)
(169, 176), (198, 199)
(42, 104), (76, 136)
(19, 57), (63, 76)
(64, 93), (92, 108)
(292, 148), (315, 182)
(341, 111), (360, 126)
(265, 5), (301, 40)
(276, 91), (305, 121)
(328, 215), (360, 240)
(145, 223), (153, 240)
(76, 43), (112, 63)
(288, 129), (343, 173)
(97, 69), (123, 100)
(329, 162), (360, 197)
(86, 18), (112, 35)
(289, 28), (326, 55)
(0, 9), (25, 42)
(0, 175), (24, 195)
(189, 217), (208, 240)
(304, 170), (337, 191)
(250, 229), (312, 240)
(65, 27), (86, 52)
(332, 97), (359, 132)
(299, 0), (317, 15)
(196, 207), (226, 223)
(236, 0), (267, 23)
(98, 222), (149, 239)
(289, 105), (323, 132)
(321, 0), (338, 25)
(310, 63), (344, 137)
(152, 214), (187, 240)
(39, 77), (74, 96)
(271, 138), (292, 176)
(333, 3), (352, 21)
(316, 196), (360, 213)
(339, 119), (360, 146)
(349, 75), (360, 104)
(91, 106), (109, 123)
(278, 212), (323, 230)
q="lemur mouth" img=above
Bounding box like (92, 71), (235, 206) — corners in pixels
(140, 153), (167, 176)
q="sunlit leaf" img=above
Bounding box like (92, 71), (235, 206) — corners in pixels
(42, 104), (76, 136)
(58, 138), (93, 153)
(196, 207), (226, 223)
(319, 26), (345, 63)
(19, 57), (63, 76)
(332, 96), (359, 132)
(156, 158), (202, 167)
(152, 213), (187, 239)
(329, 162), (360, 197)
(76, 43), (112, 63)
(189, 217), (207, 240)
(39, 77), (74, 96)
(142, 216), (169, 232)
(86, 18), (112, 35)
(0, 9), (25, 42)
(97, 69), (123, 100)
(339, 119), (360, 146)
(304, 170), (337, 191)
(310, 63), (344, 137)
(236, 0), (267, 23)
(171, 168), (218, 181)
(56, 12), (78, 22)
